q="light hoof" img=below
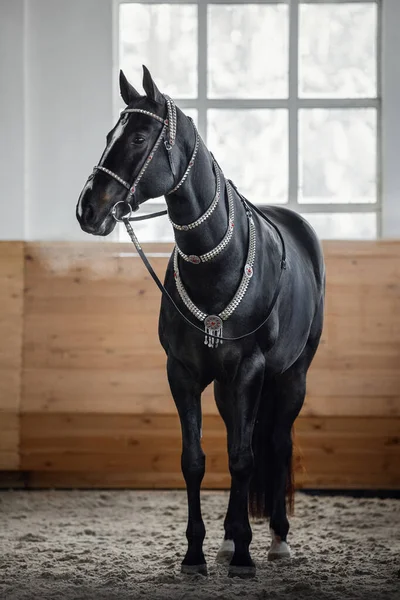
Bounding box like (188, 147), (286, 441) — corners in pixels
(228, 565), (256, 579)
(216, 539), (235, 564)
(181, 563), (208, 576)
(268, 540), (291, 561)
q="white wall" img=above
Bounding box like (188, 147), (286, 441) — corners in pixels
(0, 0), (399, 240)
(0, 0), (25, 239)
(25, 0), (113, 240)
(0, 0), (114, 241)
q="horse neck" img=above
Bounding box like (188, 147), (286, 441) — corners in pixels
(165, 141), (249, 274)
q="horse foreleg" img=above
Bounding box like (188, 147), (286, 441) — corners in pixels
(214, 381), (235, 564)
(216, 354), (265, 578)
(167, 354), (207, 575)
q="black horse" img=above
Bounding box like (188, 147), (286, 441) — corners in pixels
(77, 67), (325, 578)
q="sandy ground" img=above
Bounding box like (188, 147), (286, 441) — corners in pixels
(0, 490), (399, 600)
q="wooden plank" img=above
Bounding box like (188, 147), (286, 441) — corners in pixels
(0, 371), (22, 412)
(25, 467), (398, 490)
(0, 412), (19, 469)
(22, 316), (400, 371)
(21, 363), (400, 418)
(0, 471), (27, 489)
(27, 470), (231, 490)
(22, 368), (172, 413)
(20, 414), (400, 489)
(0, 242), (23, 469)
(302, 396), (400, 417)
(0, 242), (24, 370)
(21, 368), (217, 414)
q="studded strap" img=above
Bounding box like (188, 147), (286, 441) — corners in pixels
(92, 98), (197, 202)
(169, 157), (220, 230)
(175, 179), (235, 264)
(94, 166), (131, 190)
(122, 108), (167, 125)
(173, 187), (256, 324)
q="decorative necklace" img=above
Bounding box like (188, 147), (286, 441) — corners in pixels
(167, 124), (200, 195)
(174, 170), (235, 265)
(173, 187), (256, 348)
(169, 159), (220, 232)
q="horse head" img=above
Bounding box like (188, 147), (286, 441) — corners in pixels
(77, 66), (190, 236)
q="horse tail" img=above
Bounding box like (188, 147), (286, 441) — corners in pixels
(249, 392), (296, 519)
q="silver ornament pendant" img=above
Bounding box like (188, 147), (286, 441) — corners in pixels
(204, 315), (223, 348)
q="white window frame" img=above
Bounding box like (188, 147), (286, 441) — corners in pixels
(381, 0), (400, 238)
(113, 0), (382, 236)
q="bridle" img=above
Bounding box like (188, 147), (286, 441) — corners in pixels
(86, 94), (287, 346)
(92, 95), (199, 221)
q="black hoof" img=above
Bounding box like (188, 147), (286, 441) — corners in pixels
(228, 565), (256, 579)
(181, 563), (208, 576)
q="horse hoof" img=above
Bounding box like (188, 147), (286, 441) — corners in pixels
(268, 540), (291, 561)
(181, 563), (208, 576)
(228, 565), (256, 579)
(216, 539), (235, 564)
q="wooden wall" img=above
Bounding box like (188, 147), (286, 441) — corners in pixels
(1, 241), (399, 488)
(0, 243), (23, 470)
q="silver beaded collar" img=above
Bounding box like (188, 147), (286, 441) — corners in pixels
(175, 173), (234, 265)
(173, 181), (256, 348)
(169, 158), (220, 232)
(167, 124), (200, 195)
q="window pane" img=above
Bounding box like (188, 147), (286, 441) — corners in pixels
(299, 3), (377, 98)
(299, 109), (377, 204)
(119, 4), (197, 99)
(208, 5), (288, 99)
(303, 213), (376, 240)
(208, 110), (288, 204)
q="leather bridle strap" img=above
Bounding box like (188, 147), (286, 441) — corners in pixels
(92, 97), (199, 220)
(94, 117), (168, 207)
(126, 209), (168, 222)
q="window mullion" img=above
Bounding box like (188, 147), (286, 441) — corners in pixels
(198, 1), (207, 142)
(288, 0), (299, 209)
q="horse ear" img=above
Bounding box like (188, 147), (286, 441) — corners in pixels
(142, 65), (163, 104)
(119, 70), (140, 105)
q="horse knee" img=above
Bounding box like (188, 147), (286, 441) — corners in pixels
(229, 451), (253, 481)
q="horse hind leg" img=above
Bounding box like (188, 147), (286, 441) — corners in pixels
(248, 361), (305, 563)
(266, 309), (323, 560)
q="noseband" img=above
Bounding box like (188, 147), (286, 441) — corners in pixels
(92, 95), (199, 219)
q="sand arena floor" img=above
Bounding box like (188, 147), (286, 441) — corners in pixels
(0, 490), (399, 600)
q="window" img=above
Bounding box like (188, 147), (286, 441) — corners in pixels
(116, 0), (380, 241)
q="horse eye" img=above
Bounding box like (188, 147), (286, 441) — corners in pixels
(133, 136), (145, 145)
